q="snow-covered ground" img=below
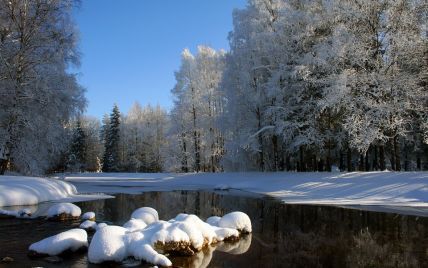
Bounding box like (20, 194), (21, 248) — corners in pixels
(0, 176), (112, 208)
(64, 172), (428, 207)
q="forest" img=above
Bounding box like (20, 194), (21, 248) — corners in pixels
(0, 0), (427, 175)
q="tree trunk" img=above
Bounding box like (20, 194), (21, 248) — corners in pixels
(0, 159), (8, 175)
(365, 149), (370, 171)
(379, 145), (385, 170)
(339, 151), (344, 171)
(299, 146), (305, 172)
(272, 135), (279, 171)
(394, 135), (401, 171)
(373, 145), (378, 170)
(347, 147), (352, 172)
(359, 154), (364, 171)
(389, 138), (396, 171)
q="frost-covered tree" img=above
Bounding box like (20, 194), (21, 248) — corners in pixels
(169, 46), (225, 172)
(0, 0), (86, 174)
(121, 103), (168, 172)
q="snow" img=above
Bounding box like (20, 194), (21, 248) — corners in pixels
(130, 207), (159, 224)
(206, 216), (221, 226)
(29, 229), (88, 256)
(87, 211), (251, 266)
(65, 172), (428, 207)
(218, 212), (252, 233)
(0, 175), (112, 207)
(88, 225), (171, 266)
(82, 211), (96, 220)
(0, 208), (32, 218)
(80, 220), (97, 230)
(123, 218), (147, 232)
(88, 225), (127, 264)
(47, 203), (81, 218)
(97, 223), (108, 229)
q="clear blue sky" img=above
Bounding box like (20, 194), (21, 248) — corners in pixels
(73, 0), (247, 118)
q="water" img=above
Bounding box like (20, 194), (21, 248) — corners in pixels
(0, 190), (427, 267)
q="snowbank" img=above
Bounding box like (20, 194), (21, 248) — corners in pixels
(65, 172), (428, 207)
(47, 203), (81, 218)
(29, 229), (88, 256)
(0, 175), (112, 207)
(0, 176), (77, 207)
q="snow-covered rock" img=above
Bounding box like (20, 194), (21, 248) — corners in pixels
(80, 220), (98, 231)
(0, 208), (32, 219)
(97, 223), (108, 229)
(123, 218), (147, 232)
(87, 211), (252, 266)
(28, 229), (88, 256)
(88, 225), (171, 266)
(218, 212), (252, 233)
(47, 203), (81, 220)
(82, 211), (96, 221)
(88, 225), (128, 263)
(0, 176), (78, 207)
(130, 207), (159, 224)
(206, 216), (221, 226)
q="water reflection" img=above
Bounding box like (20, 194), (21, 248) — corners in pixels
(0, 190), (427, 267)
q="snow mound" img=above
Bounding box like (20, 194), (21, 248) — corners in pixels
(88, 225), (128, 263)
(82, 211), (96, 221)
(0, 176), (78, 207)
(130, 207), (159, 224)
(88, 225), (171, 266)
(87, 211), (251, 266)
(123, 218), (147, 232)
(206, 216), (221, 226)
(218, 212), (252, 233)
(47, 203), (81, 218)
(29, 229), (87, 256)
(97, 222), (108, 229)
(80, 220), (98, 231)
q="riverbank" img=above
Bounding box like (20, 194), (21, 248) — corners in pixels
(63, 171), (428, 207)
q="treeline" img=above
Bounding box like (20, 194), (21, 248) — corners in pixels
(169, 0), (428, 172)
(1, 0), (427, 175)
(61, 103), (168, 173)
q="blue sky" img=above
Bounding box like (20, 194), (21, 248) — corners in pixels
(73, 0), (247, 118)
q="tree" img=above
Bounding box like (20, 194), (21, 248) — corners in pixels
(0, 0), (86, 175)
(102, 104), (121, 172)
(68, 119), (86, 172)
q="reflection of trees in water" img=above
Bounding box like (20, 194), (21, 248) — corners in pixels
(77, 191), (428, 268)
(347, 228), (419, 268)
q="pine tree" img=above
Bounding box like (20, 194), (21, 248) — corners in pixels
(68, 120), (86, 172)
(102, 105), (121, 172)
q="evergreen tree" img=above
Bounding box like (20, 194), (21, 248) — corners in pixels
(102, 105), (121, 172)
(68, 120), (86, 172)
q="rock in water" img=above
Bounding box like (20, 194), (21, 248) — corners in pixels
(47, 203), (81, 221)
